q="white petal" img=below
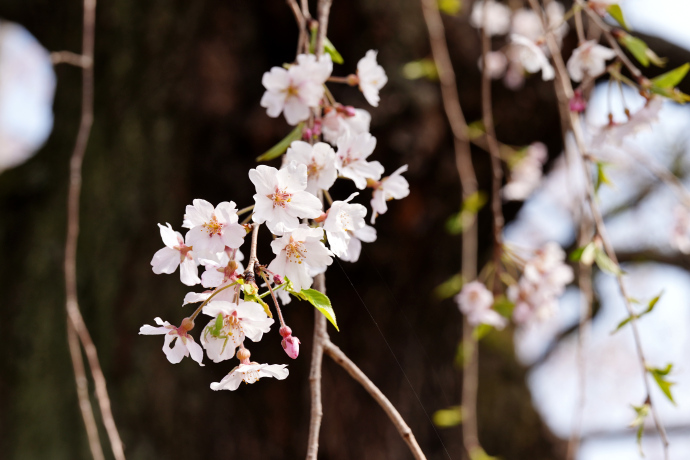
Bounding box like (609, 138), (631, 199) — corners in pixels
(151, 247), (180, 275)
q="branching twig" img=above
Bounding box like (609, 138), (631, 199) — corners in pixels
(323, 339), (426, 460)
(306, 273), (328, 460)
(528, 1), (670, 457)
(286, 0), (309, 57)
(243, 223), (261, 285)
(64, 0), (126, 459)
(51, 51), (92, 68)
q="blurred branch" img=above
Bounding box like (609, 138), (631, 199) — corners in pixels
(64, 0), (126, 459)
(286, 0), (308, 56)
(529, 0), (670, 457)
(51, 51), (92, 68)
(323, 340), (426, 459)
(306, 273), (327, 460)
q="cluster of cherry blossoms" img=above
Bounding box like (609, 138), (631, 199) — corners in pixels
(455, 242), (574, 330)
(140, 47), (409, 391)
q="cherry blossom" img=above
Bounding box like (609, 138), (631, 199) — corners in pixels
(260, 53), (332, 125)
(210, 363), (289, 391)
(510, 34), (555, 81)
(200, 249), (244, 288)
(285, 140), (338, 195)
(323, 193), (368, 258)
(139, 317), (204, 365)
(370, 165), (410, 224)
(249, 162), (323, 234)
(357, 50), (388, 107)
(151, 223), (201, 286)
(280, 326), (300, 359)
(182, 199), (245, 261)
(268, 226), (334, 292)
(479, 51), (508, 80)
(200, 300), (274, 363)
(503, 142), (548, 201)
(545, 2), (569, 44)
(456, 281), (507, 329)
(470, 0), (512, 36)
(590, 97), (663, 146)
(511, 9), (543, 42)
(567, 40), (616, 82)
(335, 132), (384, 189)
(322, 105), (371, 145)
(338, 225), (377, 263)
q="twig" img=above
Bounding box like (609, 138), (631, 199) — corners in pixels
(315, 0), (332, 58)
(51, 51), (92, 68)
(480, 3), (505, 296)
(243, 223), (261, 285)
(417, 0), (482, 455)
(67, 322), (105, 460)
(323, 340), (426, 460)
(286, 0), (308, 57)
(528, 0), (670, 457)
(306, 273), (328, 460)
(64, 0), (126, 459)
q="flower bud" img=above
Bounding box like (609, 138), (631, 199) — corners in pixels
(281, 335), (301, 359)
(279, 325), (292, 338)
(237, 347), (251, 365)
(569, 90), (587, 113)
(312, 120), (322, 136)
(346, 74), (359, 86)
(180, 317), (194, 332)
(343, 105), (356, 117)
(273, 274), (284, 285)
(302, 128), (313, 140)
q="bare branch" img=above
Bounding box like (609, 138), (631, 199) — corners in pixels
(51, 51), (92, 68)
(306, 274), (328, 460)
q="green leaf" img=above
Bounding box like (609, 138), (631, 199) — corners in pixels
(438, 0), (462, 16)
(648, 364), (676, 404)
(649, 85), (690, 104)
(256, 123), (304, 161)
(432, 406), (463, 427)
(463, 191), (488, 214)
(594, 248), (623, 275)
(630, 403), (650, 457)
(616, 33), (669, 67)
(446, 192), (488, 235)
(492, 295), (514, 318)
(402, 58), (438, 80)
(606, 4), (629, 31)
(570, 242), (596, 265)
(595, 162), (613, 192)
(467, 120), (485, 139)
(324, 37), (344, 64)
(612, 291), (663, 334)
(434, 274), (464, 300)
(473, 323), (493, 341)
(469, 447), (499, 460)
(651, 63), (690, 89)
(296, 288), (339, 331)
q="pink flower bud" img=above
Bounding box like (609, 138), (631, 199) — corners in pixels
(180, 317), (194, 332)
(237, 347), (251, 365)
(312, 120), (322, 136)
(569, 90), (587, 113)
(302, 128), (313, 140)
(273, 274), (284, 285)
(281, 335), (301, 359)
(279, 325), (292, 338)
(343, 105), (356, 117)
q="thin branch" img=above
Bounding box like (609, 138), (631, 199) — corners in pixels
(480, 3), (505, 295)
(51, 51), (92, 68)
(306, 273), (328, 460)
(528, 0), (669, 456)
(67, 322), (105, 460)
(286, 0), (309, 57)
(64, 0), (126, 458)
(323, 340), (426, 460)
(243, 223), (261, 285)
(418, 0), (482, 455)
(315, 0), (332, 58)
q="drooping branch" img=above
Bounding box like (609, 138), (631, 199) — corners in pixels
(306, 273), (328, 460)
(63, 0), (126, 459)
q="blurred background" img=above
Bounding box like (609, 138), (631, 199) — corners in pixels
(1, 0), (689, 459)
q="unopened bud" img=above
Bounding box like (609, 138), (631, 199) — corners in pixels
(312, 120), (322, 136)
(302, 128), (313, 140)
(281, 335), (301, 359)
(273, 274), (284, 285)
(237, 347), (251, 365)
(180, 317), (194, 332)
(343, 105), (356, 117)
(569, 90), (587, 113)
(279, 325), (292, 338)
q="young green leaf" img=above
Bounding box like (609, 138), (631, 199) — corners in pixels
(256, 123), (304, 161)
(433, 274), (464, 299)
(492, 295), (515, 318)
(651, 63), (690, 89)
(618, 33), (650, 67)
(324, 37), (344, 64)
(463, 191), (488, 214)
(297, 288), (339, 331)
(595, 161), (613, 192)
(648, 364), (676, 404)
(402, 58), (438, 80)
(594, 248), (623, 275)
(432, 406), (463, 427)
(612, 291), (664, 333)
(473, 323), (493, 341)
(607, 4), (629, 31)
(438, 0), (462, 16)
(630, 403), (650, 457)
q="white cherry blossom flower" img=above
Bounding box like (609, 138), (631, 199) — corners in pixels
(470, 0), (512, 36)
(323, 193), (367, 258)
(370, 165), (410, 224)
(200, 300), (274, 363)
(546, 2), (569, 44)
(357, 50), (388, 107)
(268, 226), (333, 292)
(503, 142), (547, 201)
(260, 53), (333, 125)
(479, 51), (508, 80)
(200, 249), (244, 288)
(510, 34), (555, 81)
(322, 106), (371, 145)
(139, 317), (204, 365)
(151, 223), (201, 286)
(567, 40), (616, 82)
(285, 140), (338, 195)
(210, 363), (289, 391)
(338, 225), (377, 263)
(250, 162), (323, 235)
(456, 281), (507, 329)
(590, 97), (663, 146)
(511, 9), (543, 41)
(182, 199), (245, 261)
(335, 132), (384, 189)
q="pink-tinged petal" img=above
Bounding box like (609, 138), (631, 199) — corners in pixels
(151, 247), (180, 275)
(340, 235), (362, 262)
(202, 300), (236, 317)
(279, 161), (309, 191)
(281, 336), (300, 359)
(326, 231), (349, 258)
(261, 67), (290, 91)
(283, 97), (310, 125)
(215, 201), (239, 224)
(201, 267), (224, 288)
(179, 258), (201, 286)
(370, 189), (388, 223)
(258, 364), (289, 380)
(163, 334), (187, 364)
(267, 254), (288, 279)
(187, 227), (225, 259)
(186, 338), (205, 366)
(285, 262), (312, 292)
(158, 223), (181, 248)
(183, 291), (211, 306)
(285, 141), (313, 166)
(354, 225), (377, 243)
(249, 165), (279, 195)
(210, 371), (243, 391)
(184, 199), (214, 228)
(139, 323), (168, 335)
(286, 191), (323, 219)
(260, 90), (286, 118)
(220, 223), (245, 249)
